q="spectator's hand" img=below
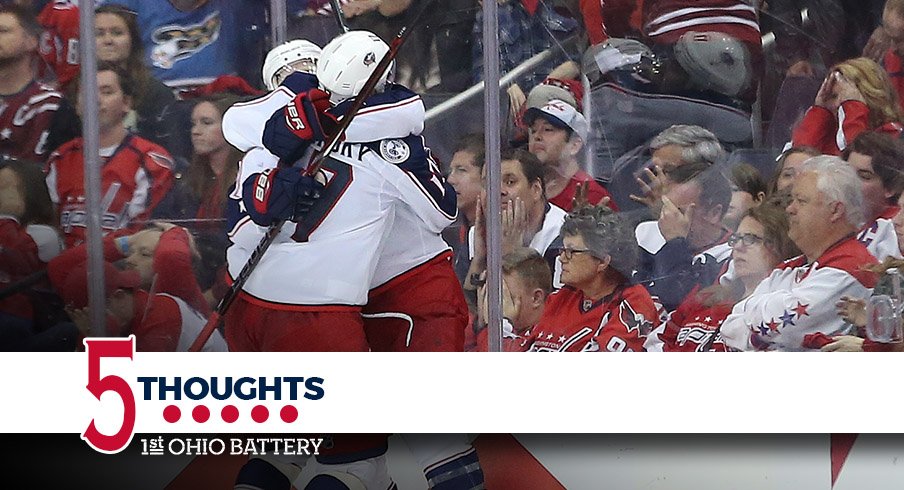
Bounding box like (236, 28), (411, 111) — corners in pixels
(571, 181), (589, 210)
(821, 335), (865, 352)
(814, 71), (838, 110)
(836, 295), (868, 327)
(658, 195), (694, 241)
(630, 164), (667, 215)
(507, 84), (526, 122)
(833, 73), (865, 105)
(786, 60), (815, 78)
(863, 26), (893, 62)
(65, 306), (92, 337)
(501, 197), (528, 253)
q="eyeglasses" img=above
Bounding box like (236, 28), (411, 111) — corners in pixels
(727, 233), (766, 248)
(559, 247), (594, 260)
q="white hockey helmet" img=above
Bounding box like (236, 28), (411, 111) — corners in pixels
(317, 30), (393, 104)
(261, 39), (322, 90)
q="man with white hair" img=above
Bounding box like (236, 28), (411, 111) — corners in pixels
(720, 156), (879, 351)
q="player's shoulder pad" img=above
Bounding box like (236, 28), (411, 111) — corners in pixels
(330, 83), (420, 116)
(362, 134), (427, 169)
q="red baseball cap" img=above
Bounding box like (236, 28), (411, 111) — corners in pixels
(58, 261), (141, 309)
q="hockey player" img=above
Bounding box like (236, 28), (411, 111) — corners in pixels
(227, 33), (482, 489)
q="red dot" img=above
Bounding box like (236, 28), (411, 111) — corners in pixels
(280, 405), (298, 423)
(221, 405), (239, 423)
(163, 405), (181, 423)
(192, 405), (210, 423)
(251, 405), (269, 423)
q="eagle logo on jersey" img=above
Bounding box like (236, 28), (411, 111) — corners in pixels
(380, 139), (410, 164)
(151, 12), (221, 69)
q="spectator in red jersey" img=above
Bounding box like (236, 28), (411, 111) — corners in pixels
(792, 57), (904, 155)
(724, 163), (767, 233)
(525, 205), (658, 352)
(0, 4), (79, 162)
(646, 204), (801, 352)
(524, 99), (615, 212)
(46, 61), (175, 248)
(473, 247), (552, 352)
(47, 222), (226, 351)
(767, 146), (821, 197)
(36, 0), (79, 90)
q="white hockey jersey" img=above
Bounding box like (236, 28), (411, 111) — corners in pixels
(857, 206), (902, 262)
(223, 83), (456, 306)
(720, 237), (877, 351)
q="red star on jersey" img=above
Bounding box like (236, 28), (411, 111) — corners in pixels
(794, 302), (810, 318)
(767, 319), (780, 332)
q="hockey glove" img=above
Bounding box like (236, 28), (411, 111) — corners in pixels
(242, 168), (325, 226)
(262, 89), (336, 163)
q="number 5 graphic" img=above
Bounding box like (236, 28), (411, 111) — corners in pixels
(81, 336), (137, 454)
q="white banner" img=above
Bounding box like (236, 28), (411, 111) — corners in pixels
(3, 340), (904, 444)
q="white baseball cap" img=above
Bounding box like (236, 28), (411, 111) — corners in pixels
(524, 99), (589, 141)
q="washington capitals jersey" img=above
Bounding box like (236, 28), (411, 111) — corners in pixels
(46, 134), (175, 248)
(101, 0), (239, 89)
(37, 0), (80, 90)
(720, 237), (878, 351)
(857, 205), (902, 262)
(0, 81), (65, 161)
(526, 284), (657, 352)
(644, 291), (732, 352)
(643, 0), (761, 46)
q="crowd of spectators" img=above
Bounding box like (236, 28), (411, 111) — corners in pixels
(3, 0), (904, 353)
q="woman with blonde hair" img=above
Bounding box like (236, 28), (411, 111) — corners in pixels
(792, 57), (904, 155)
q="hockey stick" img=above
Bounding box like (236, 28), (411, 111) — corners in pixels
(327, 0), (350, 33)
(187, 2), (434, 352)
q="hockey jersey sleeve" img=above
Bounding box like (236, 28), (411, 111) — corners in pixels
(378, 135), (458, 233)
(791, 101), (872, 154)
(720, 265), (873, 351)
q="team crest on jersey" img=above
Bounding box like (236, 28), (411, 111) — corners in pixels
(151, 12), (221, 69)
(380, 139), (410, 164)
(619, 300), (653, 336)
(363, 52), (376, 66)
